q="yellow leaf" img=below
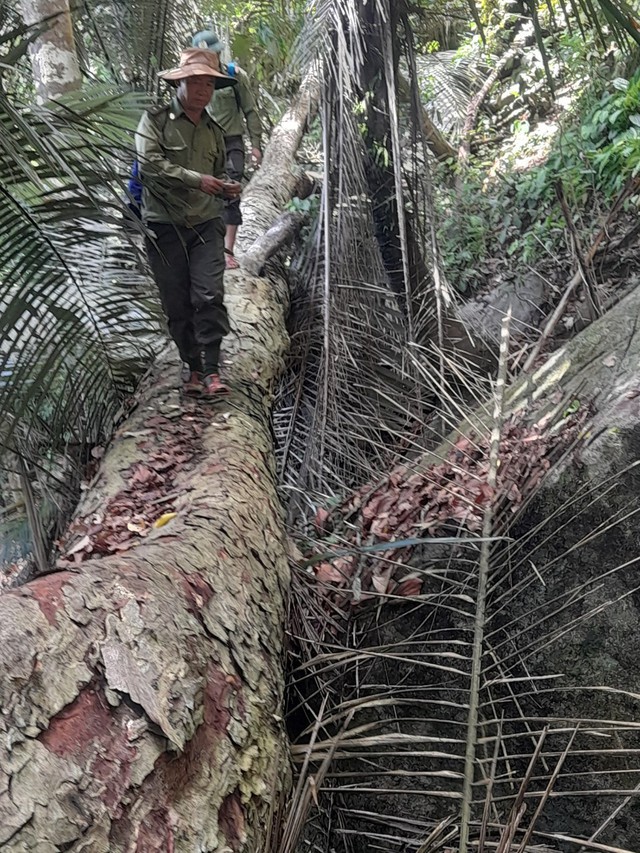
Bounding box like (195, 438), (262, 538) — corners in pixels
(153, 512), (177, 529)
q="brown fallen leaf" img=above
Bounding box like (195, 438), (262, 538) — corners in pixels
(129, 465), (155, 486)
(371, 574), (389, 595)
(315, 562), (345, 584)
(395, 577), (423, 597)
(66, 534), (91, 556)
(144, 416), (171, 428)
(313, 507), (331, 535)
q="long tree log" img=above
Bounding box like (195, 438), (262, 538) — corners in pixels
(456, 48), (520, 181)
(0, 71), (320, 852)
(238, 69), (320, 251)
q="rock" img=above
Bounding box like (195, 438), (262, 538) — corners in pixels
(456, 270), (548, 350)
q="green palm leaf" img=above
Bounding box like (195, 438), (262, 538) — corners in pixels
(0, 41), (164, 574)
(76, 0), (201, 92)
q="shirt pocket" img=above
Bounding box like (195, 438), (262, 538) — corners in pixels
(161, 124), (189, 164)
(195, 141), (220, 176)
(162, 141), (188, 169)
(207, 144), (220, 172)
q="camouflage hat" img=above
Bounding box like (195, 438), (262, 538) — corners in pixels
(192, 30), (224, 53)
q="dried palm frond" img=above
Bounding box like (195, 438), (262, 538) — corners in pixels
(276, 0), (458, 526)
(415, 49), (493, 141)
(285, 465), (640, 852)
(282, 338), (640, 851)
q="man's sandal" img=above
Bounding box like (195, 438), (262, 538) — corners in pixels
(224, 248), (240, 270)
(182, 370), (202, 396)
(202, 373), (230, 397)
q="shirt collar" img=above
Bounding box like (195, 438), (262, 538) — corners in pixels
(171, 95), (214, 126)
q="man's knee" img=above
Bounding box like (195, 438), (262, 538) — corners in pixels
(192, 286), (224, 310)
(191, 229), (225, 304)
(146, 235), (191, 308)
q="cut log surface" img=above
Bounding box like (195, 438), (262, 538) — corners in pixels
(0, 70), (321, 853)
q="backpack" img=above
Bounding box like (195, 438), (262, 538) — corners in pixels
(126, 159), (143, 219)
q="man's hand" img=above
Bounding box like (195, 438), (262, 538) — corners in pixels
(251, 147), (262, 167)
(221, 180), (242, 199)
(199, 175), (227, 195)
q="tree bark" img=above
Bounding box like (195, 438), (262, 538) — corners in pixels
(240, 211), (307, 277)
(238, 166), (317, 275)
(237, 69), (320, 251)
(20, 0), (82, 103)
(0, 72), (320, 852)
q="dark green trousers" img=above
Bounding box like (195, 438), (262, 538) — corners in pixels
(145, 218), (230, 370)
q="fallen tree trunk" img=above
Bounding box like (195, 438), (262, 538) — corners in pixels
(238, 69), (320, 252)
(0, 71), (320, 853)
(397, 72), (456, 162)
(456, 48), (520, 191)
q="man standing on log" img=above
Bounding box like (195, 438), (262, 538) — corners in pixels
(191, 30), (265, 270)
(135, 48), (241, 397)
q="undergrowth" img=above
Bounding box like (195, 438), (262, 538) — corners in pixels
(437, 54), (640, 293)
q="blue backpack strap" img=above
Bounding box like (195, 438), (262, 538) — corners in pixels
(126, 160), (143, 217)
(127, 160), (141, 194)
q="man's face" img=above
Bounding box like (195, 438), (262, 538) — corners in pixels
(178, 75), (215, 111)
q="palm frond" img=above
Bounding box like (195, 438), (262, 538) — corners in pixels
(282, 317), (640, 849)
(75, 0), (200, 93)
(276, 0), (459, 521)
(416, 49), (492, 140)
(0, 56), (164, 576)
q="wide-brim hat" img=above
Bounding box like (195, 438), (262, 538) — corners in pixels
(158, 48), (236, 88)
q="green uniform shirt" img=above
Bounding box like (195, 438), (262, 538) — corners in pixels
(208, 65), (263, 150)
(135, 96), (227, 227)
